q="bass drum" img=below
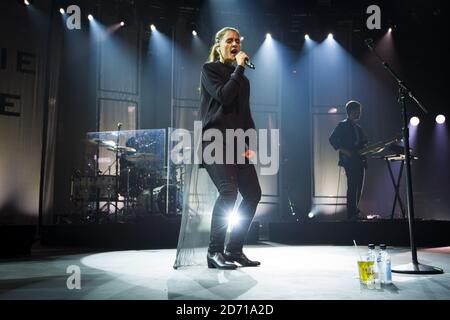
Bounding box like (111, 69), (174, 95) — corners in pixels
(152, 185), (182, 215)
(119, 167), (154, 198)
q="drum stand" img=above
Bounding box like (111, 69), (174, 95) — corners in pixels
(93, 156), (119, 222)
(114, 123), (122, 222)
(120, 166), (138, 219)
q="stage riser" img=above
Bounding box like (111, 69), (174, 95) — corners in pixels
(41, 222), (181, 250)
(269, 221), (450, 247)
(0, 226), (36, 257)
(41, 220), (259, 250)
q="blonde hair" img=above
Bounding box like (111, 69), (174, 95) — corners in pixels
(208, 27), (240, 63)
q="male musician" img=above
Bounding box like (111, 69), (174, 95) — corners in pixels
(329, 101), (368, 220)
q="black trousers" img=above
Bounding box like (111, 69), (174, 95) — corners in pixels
(205, 163), (261, 254)
(344, 162), (365, 219)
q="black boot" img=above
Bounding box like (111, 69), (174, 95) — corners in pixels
(224, 251), (260, 267)
(207, 252), (238, 270)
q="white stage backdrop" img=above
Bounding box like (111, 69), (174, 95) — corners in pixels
(0, 2), (52, 224)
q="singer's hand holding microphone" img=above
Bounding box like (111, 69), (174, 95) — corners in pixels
(236, 51), (255, 70)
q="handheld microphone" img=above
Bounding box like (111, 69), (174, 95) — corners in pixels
(244, 58), (255, 70)
(235, 50), (256, 69)
(364, 38), (374, 49)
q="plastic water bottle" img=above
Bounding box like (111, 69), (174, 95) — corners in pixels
(379, 244), (392, 284)
(367, 244), (376, 261)
(377, 246), (384, 284)
(367, 244), (377, 266)
(367, 244), (380, 286)
(368, 243), (380, 288)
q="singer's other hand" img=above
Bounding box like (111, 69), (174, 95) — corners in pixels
(242, 149), (256, 159)
(236, 51), (249, 68)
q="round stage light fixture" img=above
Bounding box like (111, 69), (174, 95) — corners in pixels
(410, 117), (420, 127)
(436, 115), (446, 125)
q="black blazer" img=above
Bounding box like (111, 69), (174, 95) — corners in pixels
(329, 119), (368, 168)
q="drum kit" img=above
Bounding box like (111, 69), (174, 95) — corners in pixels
(71, 136), (182, 222)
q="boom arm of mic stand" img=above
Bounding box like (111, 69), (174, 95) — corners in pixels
(366, 42), (428, 114)
(408, 91), (427, 114)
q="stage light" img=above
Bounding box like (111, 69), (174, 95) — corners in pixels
(308, 212), (315, 219)
(388, 28), (393, 33)
(304, 34), (310, 40)
(228, 211), (240, 227)
(266, 33), (272, 39)
(192, 30), (197, 36)
(410, 117), (420, 127)
(59, 8), (65, 14)
(24, 0), (30, 5)
(150, 24), (156, 31)
(240, 36), (244, 41)
(328, 33), (334, 39)
(88, 14), (93, 21)
(436, 115), (446, 125)
(328, 107), (338, 114)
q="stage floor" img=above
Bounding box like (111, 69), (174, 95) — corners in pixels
(1, 243), (449, 300)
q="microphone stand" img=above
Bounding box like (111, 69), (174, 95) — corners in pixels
(365, 39), (443, 274)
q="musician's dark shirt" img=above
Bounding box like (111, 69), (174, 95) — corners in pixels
(329, 119), (368, 168)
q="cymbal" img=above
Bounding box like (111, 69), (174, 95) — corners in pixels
(89, 139), (116, 148)
(106, 146), (137, 153)
(125, 153), (160, 162)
